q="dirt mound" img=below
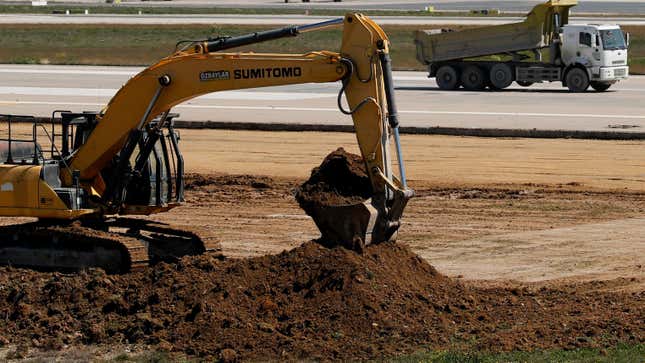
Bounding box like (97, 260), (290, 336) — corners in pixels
(295, 148), (372, 207)
(185, 173), (275, 190)
(0, 242), (642, 361)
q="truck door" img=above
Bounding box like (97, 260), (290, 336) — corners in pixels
(577, 31), (594, 67)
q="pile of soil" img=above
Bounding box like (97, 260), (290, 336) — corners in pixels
(295, 148), (373, 208)
(0, 242), (642, 361)
(185, 173), (275, 190)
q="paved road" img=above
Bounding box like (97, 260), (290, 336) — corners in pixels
(6, 0), (644, 14)
(0, 64), (643, 133)
(1, 13), (644, 25)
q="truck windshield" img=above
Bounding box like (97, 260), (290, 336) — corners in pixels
(600, 29), (627, 50)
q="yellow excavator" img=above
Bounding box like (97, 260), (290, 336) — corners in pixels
(0, 14), (413, 273)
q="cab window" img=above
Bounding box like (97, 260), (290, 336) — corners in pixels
(600, 29), (627, 50)
(579, 32), (592, 47)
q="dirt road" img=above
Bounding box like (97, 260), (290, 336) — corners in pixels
(180, 130), (645, 190)
(147, 130), (645, 289)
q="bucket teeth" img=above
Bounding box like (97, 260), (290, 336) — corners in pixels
(301, 189), (412, 252)
(302, 200), (375, 251)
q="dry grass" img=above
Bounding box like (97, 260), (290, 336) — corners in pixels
(624, 25), (645, 73)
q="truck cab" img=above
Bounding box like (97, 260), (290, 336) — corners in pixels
(561, 24), (629, 90)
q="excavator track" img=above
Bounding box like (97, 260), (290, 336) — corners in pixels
(105, 218), (222, 264)
(0, 222), (149, 274)
(0, 218), (221, 274)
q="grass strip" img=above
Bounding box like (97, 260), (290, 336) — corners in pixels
(0, 24), (642, 74)
(392, 343), (645, 363)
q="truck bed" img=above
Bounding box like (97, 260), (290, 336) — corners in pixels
(415, 0), (576, 64)
(415, 23), (546, 63)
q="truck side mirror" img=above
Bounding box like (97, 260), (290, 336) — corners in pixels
(595, 34), (600, 47)
(626, 32), (630, 48)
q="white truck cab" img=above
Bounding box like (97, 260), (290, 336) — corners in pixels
(561, 24), (629, 91)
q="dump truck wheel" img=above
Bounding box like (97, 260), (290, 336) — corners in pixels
(461, 66), (487, 91)
(590, 82), (611, 92)
(565, 68), (590, 92)
(489, 64), (514, 90)
(435, 65), (460, 90)
(517, 81), (533, 87)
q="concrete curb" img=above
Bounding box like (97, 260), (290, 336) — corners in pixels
(7, 117), (645, 140)
(172, 120), (645, 140)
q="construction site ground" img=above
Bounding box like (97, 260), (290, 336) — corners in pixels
(0, 130), (643, 360)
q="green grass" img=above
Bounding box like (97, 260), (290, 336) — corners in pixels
(97, 344), (645, 362)
(0, 24), (642, 74)
(101, 351), (194, 363)
(391, 343), (645, 363)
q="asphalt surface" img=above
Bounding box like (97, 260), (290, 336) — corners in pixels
(0, 65), (642, 133)
(10, 0), (645, 14)
(1, 13), (643, 25)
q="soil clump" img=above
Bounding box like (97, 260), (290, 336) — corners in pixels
(0, 242), (641, 361)
(295, 148), (373, 208)
(294, 148), (377, 250)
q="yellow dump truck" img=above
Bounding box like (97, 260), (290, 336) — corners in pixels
(415, 0), (629, 92)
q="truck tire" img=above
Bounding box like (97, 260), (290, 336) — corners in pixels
(590, 82), (611, 92)
(489, 64), (514, 90)
(436, 65), (460, 90)
(565, 68), (590, 93)
(517, 81), (533, 87)
(461, 65), (487, 91)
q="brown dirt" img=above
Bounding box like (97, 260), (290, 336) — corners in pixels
(0, 132), (644, 359)
(295, 147), (372, 207)
(0, 242), (642, 361)
(167, 173), (645, 287)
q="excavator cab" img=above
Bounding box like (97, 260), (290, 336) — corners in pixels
(0, 111), (185, 217)
(53, 110), (186, 215)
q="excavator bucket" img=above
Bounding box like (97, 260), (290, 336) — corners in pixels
(300, 199), (376, 251)
(296, 148), (412, 252)
(301, 195), (410, 252)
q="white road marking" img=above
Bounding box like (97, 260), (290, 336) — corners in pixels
(0, 87), (334, 101)
(1, 100), (643, 120)
(0, 14), (643, 26)
(0, 67), (427, 82)
(0, 68), (139, 76)
(1, 68), (643, 91)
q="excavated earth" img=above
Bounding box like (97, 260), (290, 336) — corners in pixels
(0, 149), (643, 361)
(295, 148), (373, 207)
(0, 243), (642, 361)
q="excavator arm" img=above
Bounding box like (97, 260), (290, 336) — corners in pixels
(69, 50), (348, 181)
(0, 14), (412, 249)
(64, 14), (413, 245)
